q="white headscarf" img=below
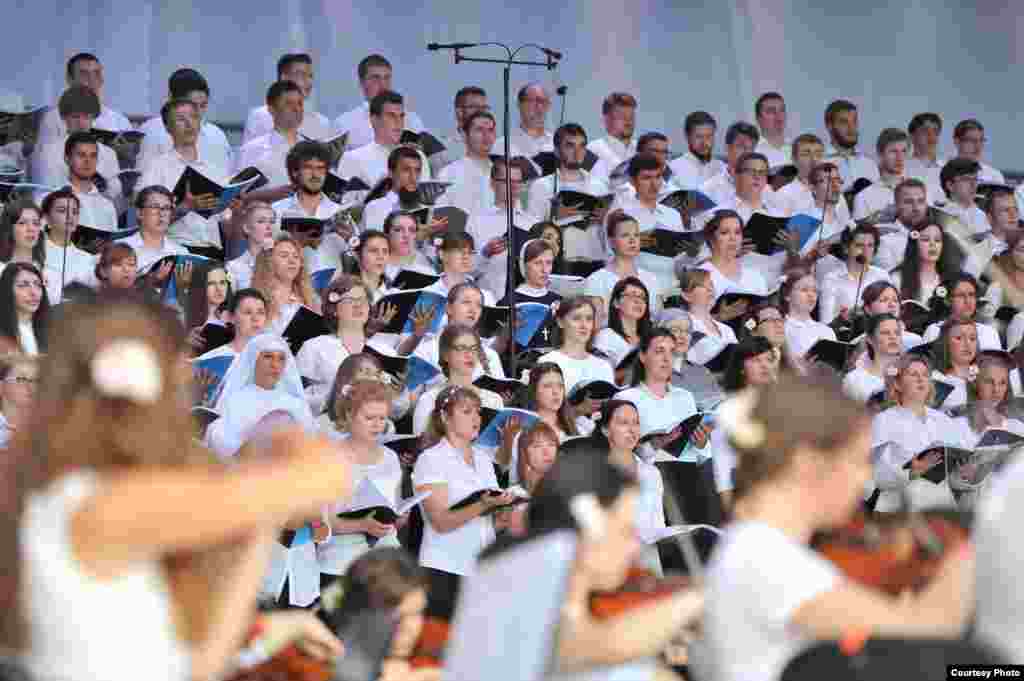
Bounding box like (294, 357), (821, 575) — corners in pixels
(207, 333), (313, 458)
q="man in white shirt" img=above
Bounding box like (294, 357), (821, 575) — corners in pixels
(37, 53), (132, 150)
(904, 112), (945, 199)
(823, 99), (880, 191)
(603, 131), (682, 200)
(431, 85), (489, 173)
(242, 53), (331, 145)
(936, 158), (989, 236)
(527, 122), (609, 261)
(139, 98), (229, 249)
(952, 118), (1005, 184)
(874, 179), (931, 272)
(30, 86), (122, 204)
(753, 92), (790, 168)
(468, 157), (539, 299)
(773, 133), (826, 217)
(334, 54), (426, 151)
(967, 186), (1019, 278)
(495, 83), (554, 159)
(853, 128), (909, 220)
(336, 91), (430, 191)
(700, 122), (762, 206)
(587, 92), (637, 172)
(437, 110), (500, 216)
(61, 132), (117, 233)
(273, 141), (341, 273)
(138, 68), (231, 172)
(362, 145), (430, 231)
(669, 111), (725, 188)
(235, 81), (305, 186)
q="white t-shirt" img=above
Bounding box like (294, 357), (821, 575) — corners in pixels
(784, 316), (836, 360)
(535, 349), (616, 395)
(582, 266), (663, 320)
(842, 366), (885, 403)
(22, 471), (189, 681)
(697, 521), (840, 681)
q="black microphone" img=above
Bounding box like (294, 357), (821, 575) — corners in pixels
(541, 47), (563, 59)
(556, 85), (568, 96)
(427, 42), (478, 51)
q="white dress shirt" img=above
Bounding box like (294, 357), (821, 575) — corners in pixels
(528, 168), (609, 262)
(824, 144), (880, 190)
(139, 147), (229, 248)
(755, 137), (791, 168)
(37, 105), (132, 150)
(587, 136), (636, 171)
(937, 200), (989, 236)
(437, 155), (493, 216)
(226, 250), (257, 290)
(698, 261), (771, 308)
(606, 194), (684, 292)
(784, 315), (837, 359)
(687, 316), (738, 368)
(137, 116), (232, 172)
(242, 105), (332, 146)
(118, 231), (187, 273)
(852, 178), (901, 221)
(43, 238), (98, 303)
(73, 185), (118, 232)
(467, 202), (540, 298)
(874, 223), (911, 273)
(235, 130), (294, 186)
(583, 266), (663, 319)
(976, 162), (1006, 185)
(496, 126), (553, 159)
(616, 382), (704, 463)
(295, 334), (355, 414)
(272, 192), (342, 272)
(905, 157), (945, 201)
(535, 349), (616, 394)
(336, 141), (431, 190)
(818, 263), (891, 324)
(842, 366), (886, 403)
(669, 152), (725, 188)
(30, 136), (122, 200)
(333, 101), (425, 151)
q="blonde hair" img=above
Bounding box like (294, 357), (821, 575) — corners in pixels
(250, 234), (315, 321)
(243, 200), (275, 223)
(334, 379), (395, 432)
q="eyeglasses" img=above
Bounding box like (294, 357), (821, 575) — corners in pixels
(738, 167), (769, 178)
(758, 314), (784, 324)
(4, 376), (38, 385)
(340, 295), (369, 306)
(144, 204), (174, 214)
(451, 343), (480, 353)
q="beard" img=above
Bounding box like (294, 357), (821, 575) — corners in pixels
(690, 147), (712, 163)
(397, 186), (420, 207)
(833, 130), (859, 150)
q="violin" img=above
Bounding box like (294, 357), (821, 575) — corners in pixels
(589, 566), (693, 619)
(408, 616), (451, 669)
(228, 643), (331, 681)
(814, 511), (969, 596)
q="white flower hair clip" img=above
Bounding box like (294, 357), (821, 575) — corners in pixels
(778, 274), (788, 285)
(716, 388), (766, 450)
(520, 369), (531, 383)
(91, 339), (163, 405)
(378, 372), (394, 387)
(433, 237), (443, 248)
(967, 364), (979, 382)
(885, 365), (899, 377)
(744, 318), (757, 331)
(909, 230), (921, 240)
(550, 300), (561, 314)
(348, 236), (361, 250)
(935, 286), (948, 298)
(326, 291), (342, 304)
(341, 384), (353, 397)
(569, 493), (606, 541)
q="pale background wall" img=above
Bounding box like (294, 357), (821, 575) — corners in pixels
(2, 0), (1021, 167)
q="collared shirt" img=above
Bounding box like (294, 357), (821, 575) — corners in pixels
(467, 202), (540, 299)
(852, 176), (902, 221)
(118, 230), (187, 274)
(361, 190), (402, 232)
(242, 105), (332, 146)
(669, 151), (726, 188)
(437, 155), (493, 216)
(525, 167), (608, 221)
(235, 129), (294, 185)
(616, 382), (704, 463)
(333, 101), (426, 151)
(139, 147), (229, 247)
(43, 238), (98, 303)
(336, 141), (431, 190)
(226, 250), (257, 290)
(700, 171), (740, 207)
(29, 135), (122, 200)
(977, 162), (1006, 185)
(272, 192), (342, 272)
(37, 105), (132, 150)
(784, 315), (837, 359)
(755, 137), (791, 168)
(818, 263), (891, 325)
(587, 136), (637, 170)
(137, 116), (232, 172)
(824, 144), (880, 190)
(496, 126), (553, 159)
(905, 156), (946, 201)
(607, 194), (684, 292)
(430, 133), (467, 174)
(937, 200), (990, 236)
(74, 185), (118, 232)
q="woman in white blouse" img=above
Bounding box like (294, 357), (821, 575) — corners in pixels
(296, 276), (371, 414)
(818, 223), (890, 325)
(921, 273), (1003, 351)
(954, 351), (1024, 446)
(538, 297), (616, 406)
(892, 220), (962, 305)
(699, 373), (972, 681)
(41, 188), (98, 303)
(413, 386), (518, 605)
(0, 262), (47, 356)
(698, 209), (770, 320)
(931, 318), (979, 411)
(680, 268), (738, 368)
(251, 234), (319, 335)
(871, 354), (972, 512)
(226, 201), (275, 291)
(782, 265), (836, 365)
(412, 323), (504, 436)
(842, 313), (902, 403)
(594, 276), (651, 371)
(318, 379), (404, 579)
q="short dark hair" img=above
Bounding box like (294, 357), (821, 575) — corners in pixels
(41, 187), (79, 216)
(725, 121), (759, 146)
(722, 335), (775, 392)
(684, 111), (716, 136)
(606, 210), (638, 241)
(876, 127), (909, 155)
(461, 110), (496, 135)
(636, 131), (668, 153)
(266, 80), (303, 107)
(754, 92), (784, 118)
(825, 100), (857, 126)
(954, 118), (985, 140)
(66, 52), (99, 80)
(940, 157), (981, 197)
(58, 85), (100, 119)
(286, 141), (333, 178)
(387, 145), (422, 171)
(439, 231), (475, 253)
(160, 98), (197, 129)
(454, 85), (486, 109)
(601, 92), (636, 115)
(358, 54), (391, 80)
(277, 53), (312, 78)
(64, 131), (98, 158)
(168, 68), (209, 98)
(735, 152), (769, 173)
(908, 112), (942, 135)
(894, 178), (928, 204)
(370, 90), (404, 117)
(627, 153), (661, 178)
(791, 133), (824, 159)
(553, 122), (587, 149)
(703, 209), (744, 246)
(491, 156), (531, 180)
(134, 184), (174, 211)
(985, 186), (1017, 215)
(808, 162), (839, 186)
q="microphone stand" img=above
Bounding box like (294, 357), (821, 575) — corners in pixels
(810, 167), (836, 276)
(549, 85), (569, 222)
(845, 253), (869, 369)
(430, 42), (561, 379)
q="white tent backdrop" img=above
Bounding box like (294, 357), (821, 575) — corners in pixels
(2, 0), (1021, 168)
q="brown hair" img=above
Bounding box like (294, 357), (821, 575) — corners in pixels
(553, 296), (599, 352)
(422, 385), (483, 449)
(933, 318), (977, 373)
(885, 353), (936, 407)
(333, 379), (395, 433)
(94, 242), (138, 284)
(323, 547), (426, 629)
(780, 266), (815, 315)
(250, 234), (315, 320)
(321, 275), (371, 333)
(5, 299), (236, 648)
(438, 323), (492, 377)
(731, 373), (868, 500)
(516, 421), (560, 491)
